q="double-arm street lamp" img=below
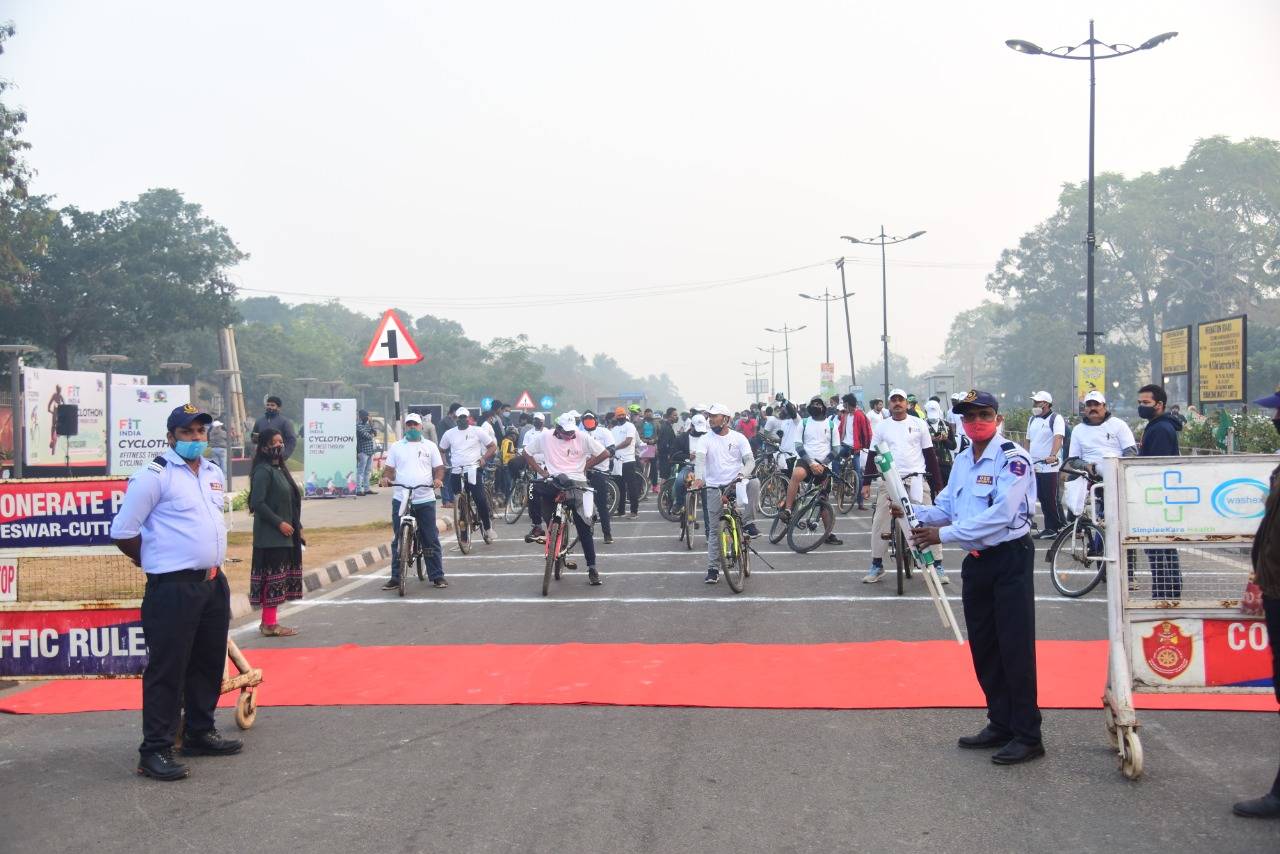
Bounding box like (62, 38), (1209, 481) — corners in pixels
(799, 285), (855, 393)
(841, 228), (926, 402)
(757, 345), (786, 402)
(1006, 21), (1177, 355)
(764, 324), (806, 401)
(742, 360), (768, 405)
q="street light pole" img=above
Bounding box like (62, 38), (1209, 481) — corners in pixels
(742, 360), (768, 405)
(0, 344), (39, 478)
(764, 324), (806, 401)
(800, 286), (855, 395)
(836, 259), (857, 389)
(841, 228), (926, 402)
(89, 354), (128, 472)
(757, 345), (785, 401)
(1006, 22), (1177, 355)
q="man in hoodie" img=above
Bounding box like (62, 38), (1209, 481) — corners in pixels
(1137, 384), (1182, 600)
(251, 396), (297, 460)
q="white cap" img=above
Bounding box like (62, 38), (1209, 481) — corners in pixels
(950, 392), (963, 401)
(404, 412), (423, 424)
(212, 420), (223, 427)
(455, 407), (470, 418)
(565, 409), (580, 422)
(555, 412), (576, 430)
(1031, 390), (1053, 403)
(888, 388), (908, 400)
(690, 413), (709, 432)
(693, 403), (708, 413)
(532, 412), (544, 422)
(1083, 391), (1107, 404)
(707, 403), (732, 417)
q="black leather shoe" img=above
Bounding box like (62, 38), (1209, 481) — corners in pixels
(957, 726), (1011, 749)
(137, 749), (189, 781)
(180, 728), (243, 757)
(991, 741), (1045, 765)
(825, 534), (843, 545)
(1232, 793), (1280, 819)
(587, 568), (602, 585)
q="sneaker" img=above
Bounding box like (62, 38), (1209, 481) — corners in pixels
(1034, 529), (1059, 540)
(432, 578), (449, 588)
(524, 526), (545, 543)
(704, 572), (720, 584)
(862, 564), (885, 584)
(628, 512), (638, 520)
(381, 579), (399, 591)
(482, 528), (495, 544)
(744, 523), (761, 539)
(587, 568), (602, 585)
(935, 565), (949, 585)
(825, 534), (843, 546)
(603, 535), (614, 544)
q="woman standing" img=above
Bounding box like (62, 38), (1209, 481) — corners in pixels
(248, 429), (304, 637)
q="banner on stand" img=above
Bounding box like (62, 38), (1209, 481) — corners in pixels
(109, 385), (190, 475)
(303, 399), (357, 497)
(21, 368), (146, 468)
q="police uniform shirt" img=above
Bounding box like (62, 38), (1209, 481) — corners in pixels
(913, 439), (1037, 552)
(109, 449), (227, 574)
(1067, 416), (1137, 464)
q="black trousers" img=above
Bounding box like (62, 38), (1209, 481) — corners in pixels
(531, 480), (597, 568)
(139, 571), (231, 754)
(448, 472), (492, 529)
(961, 535), (1042, 745)
(613, 461), (640, 515)
(585, 469), (612, 538)
(1035, 471), (1063, 532)
(1264, 595), (1280, 796)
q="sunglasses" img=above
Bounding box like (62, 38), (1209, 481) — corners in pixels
(960, 411), (998, 423)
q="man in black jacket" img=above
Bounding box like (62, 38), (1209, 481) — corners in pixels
(1137, 384), (1182, 599)
(251, 396), (297, 460)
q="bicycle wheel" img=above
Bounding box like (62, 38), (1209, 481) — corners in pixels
(637, 463), (651, 502)
(455, 495), (473, 555)
(683, 493), (696, 550)
(503, 477), (527, 524)
(605, 477), (621, 517)
(787, 497), (834, 554)
(397, 521), (415, 597)
(542, 518), (561, 596)
(835, 475), (856, 515)
(721, 514), (746, 593)
(768, 509), (789, 545)
(758, 474), (787, 520)
(1049, 520), (1106, 598)
(893, 525), (908, 595)
(657, 481), (679, 522)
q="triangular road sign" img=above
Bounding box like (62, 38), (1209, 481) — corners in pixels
(363, 310), (424, 367)
(513, 390), (536, 410)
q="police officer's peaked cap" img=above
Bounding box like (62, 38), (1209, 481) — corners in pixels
(167, 403), (213, 431)
(951, 389), (1000, 415)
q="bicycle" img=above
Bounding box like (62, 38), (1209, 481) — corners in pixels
(1047, 464), (1107, 597)
(679, 483), (700, 550)
(657, 460), (685, 522)
(452, 464), (484, 555)
(831, 461), (860, 515)
(757, 469), (789, 520)
(503, 467), (532, 525)
(541, 475), (588, 597)
(388, 481), (434, 598)
(886, 514), (912, 596)
(707, 481), (751, 593)
(767, 466), (835, 553)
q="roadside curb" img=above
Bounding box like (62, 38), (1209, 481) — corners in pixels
(228, 516), (453, 619)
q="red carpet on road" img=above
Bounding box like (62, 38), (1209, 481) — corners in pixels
(1, 641), (1275, 715)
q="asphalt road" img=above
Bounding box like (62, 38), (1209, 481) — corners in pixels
(2, 500), (1277, 853)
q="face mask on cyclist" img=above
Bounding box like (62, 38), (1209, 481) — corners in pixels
(962, 416), (999, 442)
(582, 418), (597, 431)
(456, 418), (469, 429)
(808, 403), (826, 419)
(1032, 405), (1045, 417)
(405, 428), (422, 441)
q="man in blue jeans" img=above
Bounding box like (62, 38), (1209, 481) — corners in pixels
(355, 409), (377, 495)
(379, 412), (448, 590)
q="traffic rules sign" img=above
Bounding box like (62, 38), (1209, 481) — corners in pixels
(513, 390), (536, 410)
(362, 310), (423, 367)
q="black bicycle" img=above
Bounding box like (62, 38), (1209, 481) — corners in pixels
(542, 475), (587, 596)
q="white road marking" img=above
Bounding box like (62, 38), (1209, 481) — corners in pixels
(299, 594), (1103, 606)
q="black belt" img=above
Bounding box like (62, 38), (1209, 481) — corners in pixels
(148, 568), (220, 583)
(968, 534), (1032, 558)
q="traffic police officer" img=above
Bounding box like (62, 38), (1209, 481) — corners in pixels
(110, 403), (242, 781)
(906, 390), (1044, 765)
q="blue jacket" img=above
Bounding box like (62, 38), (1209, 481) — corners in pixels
(1139, 413), (1181, 457)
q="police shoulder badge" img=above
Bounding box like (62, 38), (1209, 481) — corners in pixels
(1142, 620), (1193, 679)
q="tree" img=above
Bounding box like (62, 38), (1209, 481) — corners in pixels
(4, 188), (244, 367)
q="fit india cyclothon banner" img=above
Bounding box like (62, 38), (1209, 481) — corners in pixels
(108, 385), (190, 475)
(21, 368), (147, 468)
(303, 398), (358, 497)
(1197, 314), (1247, 404)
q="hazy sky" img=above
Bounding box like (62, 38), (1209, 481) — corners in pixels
(6, 1), (1279, 406)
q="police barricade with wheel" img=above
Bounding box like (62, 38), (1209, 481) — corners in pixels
(0, 476), (263, 733)
(1101, 454), (1274, 780)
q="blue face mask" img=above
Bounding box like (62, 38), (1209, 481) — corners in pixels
(174, 440), (208, 461)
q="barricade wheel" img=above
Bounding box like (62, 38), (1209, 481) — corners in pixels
(1119, 727), (1143, 780)
(236, 690), (258, 730)
(1102, 703), (1119, 749)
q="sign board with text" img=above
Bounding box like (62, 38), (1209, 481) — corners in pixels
(109, 385), (190, 475)
(1072, 354), (1106, 405)
(22, 368), (147, 468)
(1197, 315), (1246, 404)
(1160, 326), (1191, 375)
(1129, 617), (1271, 690)
(0, 608), (147, 678)
(0, 478), (129, 551)
(303, 399), (358, 497)
(1121, 455), (1272, 542)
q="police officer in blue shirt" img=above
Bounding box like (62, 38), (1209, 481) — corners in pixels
(110, 403), (242, 781)
(907, 390), (1044, 765)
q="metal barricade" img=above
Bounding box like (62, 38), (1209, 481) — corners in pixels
(1101, 455), (1274, 779)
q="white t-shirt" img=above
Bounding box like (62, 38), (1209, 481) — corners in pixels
(519, 427), (548, 465)
(542, 430), (606, 478)
(697, 428), (754, 487)
(439, 425), (493, 472)
(870, 414), (931, 475)
(611, 421), (639, 463)
(589, 426), (615, 472)
(777, 417), (801, 459)
(794, 417), (832, 462)
(1027, 410), (1066, 472)
(867, 408), (885, 426)
(1068, 416), (1137, 464)
(385, 439), (443, 505)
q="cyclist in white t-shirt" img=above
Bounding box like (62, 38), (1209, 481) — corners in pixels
(690, 403), (762, 583)
(379, 413), (447, 590)
(610, 407), (642, 518)
(438, 407), (498, 544)
(581, 410), (617, 544)
(1067, 391), (1138, 469)
(1026, 390), (1067, 539)
(777, 397), (841, 546)
(861, 389), (945, 583)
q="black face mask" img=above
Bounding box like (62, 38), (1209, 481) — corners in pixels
(808, 404), (826, 419)
(1137, 405), (1157, 420)
(268, 446), (284, 462)
(1273, 418), (1280, 437)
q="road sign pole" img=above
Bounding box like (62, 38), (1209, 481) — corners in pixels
(393, 365), (401, 431)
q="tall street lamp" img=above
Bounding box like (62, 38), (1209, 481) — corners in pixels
(742, 360), (768, 405)
(89, 354), (128, 472)
(158, 361), (192, 384)
(0, 343), (39, 478)
(841, 228), (926, 402)
(799, 286), (855, 395)
(1006, 22), (1177, 355)
(757, 345), (786, 401)
(834, 259), (857, 390)
(764, 324), (806, 401)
